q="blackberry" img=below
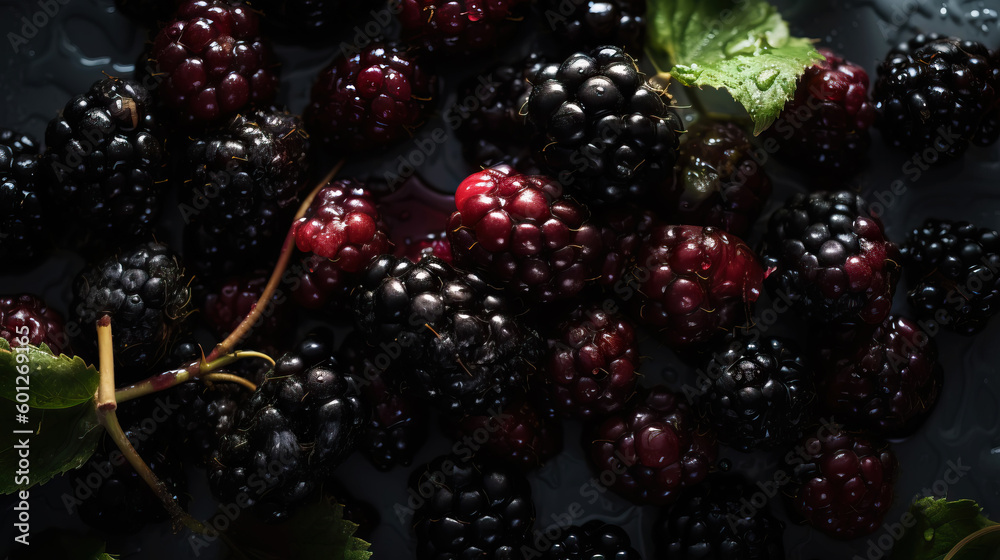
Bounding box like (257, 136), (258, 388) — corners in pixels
(305, 42), (436, 154)
(765, 48), (877, 176)
(71, 241), (193, 375)
(539, 520), (641, 560)
(209, 340), (367, 522)
(760, 190), (901, 325)
(397, 0), (531, 56)
(454, 55), (546, 173)
(352, 255), (543, 416)
(182, 108), (310, 279)
(447, 166), (604, 302)
(817, 316), (942, 438)
(168, 380), (244, 466)
(901, 219), (1000, 334)
(151, 0), (279, 126)
(43, 77), (166, 244)
(655, 474), (786, 559)
(874, 33), (999, 160)
(587, 385), (717, 505)
(409, 454), (535, 559)
(544, 303), (640, 418)
(455, 399), (563, 471)
(785, 426), (898, 539)
(539, 0), (646, 55)
(0, 128), (47, 265)
(624, 224), (764, 348)
(291, 252), (355, 310)
(0, 294), (70, 355)
(695, 334), (816, 452)
(527, 46), (683, 203)
(202, 273), (288, 347)
(595, 203), (657, 287)
(674, 120), (773, 238)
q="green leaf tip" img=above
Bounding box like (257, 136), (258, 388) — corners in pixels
(892, 497), (998, 560)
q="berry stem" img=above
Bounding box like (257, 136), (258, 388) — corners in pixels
(114, 350), (272, 403)
(95, 315), (117, 412)
(203, 159), (346, 363)
(202, 372), (258, 392)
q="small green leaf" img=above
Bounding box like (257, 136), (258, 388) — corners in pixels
(0, 338), (99, 409)
(892, 497), (998, 560)
(0, 399), (103, 494)
(647, 0), (823, 134)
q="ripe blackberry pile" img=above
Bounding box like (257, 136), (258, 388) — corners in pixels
(6, 2), (1000, 558)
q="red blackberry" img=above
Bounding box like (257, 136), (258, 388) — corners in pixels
(0, 294), (70, 355)
(901, 219), (1000, 334)
(293, 179), (392, 274)
(587, 385), (718, 506)
(397, 0), (531, 56)
(874, 33), (999, 160)
(655, 474), (786, 559)
(43, 77), (166, 244)
(454, 55), (546, 173)
(785, 427), (898, 540)
(760, 190), (901, 325)
(182, 107), (310, 279)
(817, 316), (942, 438)
(352, 255), (543, 416)
(305, 42), (436, 154)
(544, 303), (640, 419)
(541, 520), (641, 560)
(447, 166), (604, 302)
(539, 0), (646, 55)
(454, 399), (563, 471)
(695, 334), (816, 452)
(526, 46), (683, 203)
(623, 224), (764, 348)
(409, 454), (535, 559)
(291, 252), (355, 310)
(150, 0), (279, 126)
(71, 241), (193, 374)
(0, 129), (47, 266)
(765, 48), (877, 176)
(203, 273), (288, 348)
(674, 120), (773, 238)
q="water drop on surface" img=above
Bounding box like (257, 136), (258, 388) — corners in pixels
(923, 528), (934, 541)
(755, 69), (779, 91)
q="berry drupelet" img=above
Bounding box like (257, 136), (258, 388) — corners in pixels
(0, 294), (70, 354)
(447, 166), (604, 302)
(674, 120), (773, 238)
(901, 218), (1000, 334)
(150, 0), (279, 126)
(43, 77), (166, 244)
(0, 129), (46, 265)
(874, 33), (999, 160)
(527, 46), (684, 203)
(760, 190), (901, 325)
(305, 42), (436, 154)
(696, 334), (816, 452)
(541, 520), (642, 560)
(766, 48), (877, 176)
(397, 0), (531, 56)
(168, 379), (244, 466)
(587, 385), (717, 505)
(455, 399), (563, 471)
(409, 454), (535, 559)
(539, 0), (647, 55)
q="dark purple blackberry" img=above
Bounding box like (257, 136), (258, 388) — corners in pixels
(291, 252), (355, 310)
(874, 33), (999, 160)
(695, 334), (816, 452)
(208, 334), (367, 522)
(71, 241), (193, 375)
(539, 0), (646, 55)
(595, 203), (657, 287)
(352, 255), (543, 416)
(526, 46), (683, 203)
(182, 108), (310, 279)
(673, 120), (772, 238)
(0, 129), (47, 266)
(455, 399), (563, 472)
(43, 77), (166, 244)
(587, 386), (718, 506)
(0, 294), (71, 355)
(169, 380), (244, 466)
(540, 520), (641, 560)
(760, 190), (901, 325)
(656, 474), (786, 559)
(454, 55), (546, 173)
(901, 219), (1000, 334)
(305, 42), (436, 154)
(202, 273), (289, 349)
(409, 454), (535, 560)
(397, 0), (532, 56)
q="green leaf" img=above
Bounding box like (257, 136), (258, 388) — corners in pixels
(892, 497), (998, 560)
(945, 524), (1000, 559)
(0, 399), (103, 494)
(226, 497), (373, 559)
(0, 338), (99, 409)
(647, 0), (823, 134)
